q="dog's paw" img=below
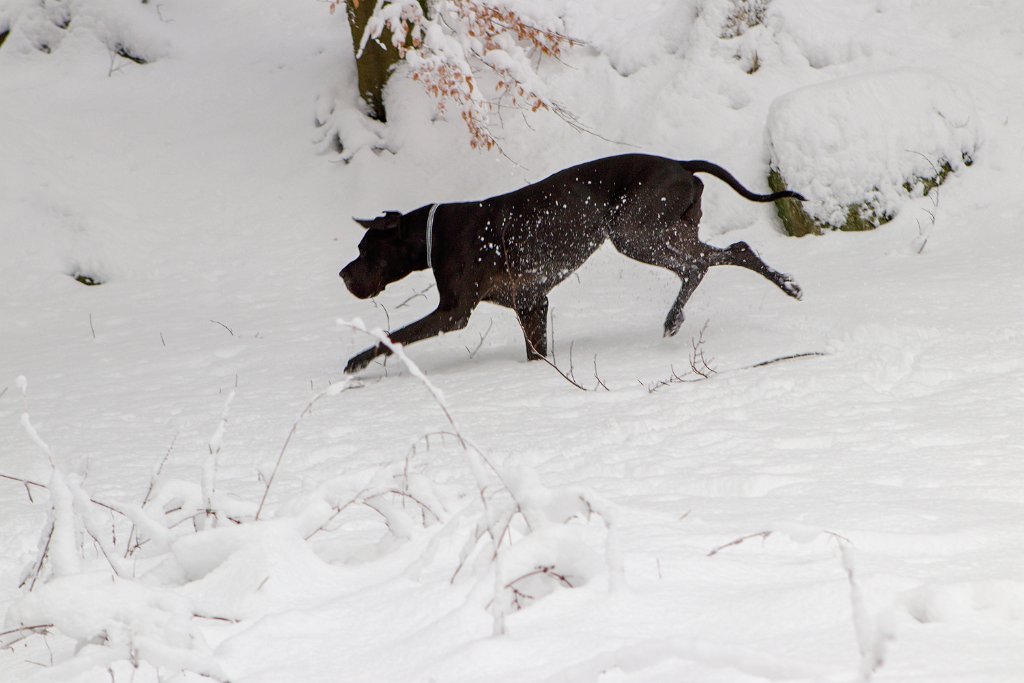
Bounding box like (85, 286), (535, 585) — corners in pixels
(663, 316), (683, 338)
(344, 349), (377, 374)
(781, 276), (803, 301)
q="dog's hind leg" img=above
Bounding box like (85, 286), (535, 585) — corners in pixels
(708, 241), (802, 300)
(661, 264), (708, 337)
(515, 296), (549, 360)
(610, 218), (710, 338)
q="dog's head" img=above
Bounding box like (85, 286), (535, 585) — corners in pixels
(340, 211), (420, 299)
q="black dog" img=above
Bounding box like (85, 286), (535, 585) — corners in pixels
(341, 153), (804, 373)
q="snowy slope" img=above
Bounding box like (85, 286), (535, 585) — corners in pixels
(2, 0), (1024, 681)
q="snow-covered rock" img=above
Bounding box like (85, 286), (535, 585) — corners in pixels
(767, 69), (979, 233)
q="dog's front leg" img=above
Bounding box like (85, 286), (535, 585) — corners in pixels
(344, 302), (475, 373)
(515, 296), (549, 360)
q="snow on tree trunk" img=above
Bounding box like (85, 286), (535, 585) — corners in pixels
(333, 0), (576, 149)
(344, 0), (427, 122)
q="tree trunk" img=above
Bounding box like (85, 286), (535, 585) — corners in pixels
(346, 0), (427, 122)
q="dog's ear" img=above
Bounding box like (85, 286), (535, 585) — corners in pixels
(353, 211), (402, 231)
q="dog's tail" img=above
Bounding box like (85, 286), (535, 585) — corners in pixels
(680, 160), (806, 203)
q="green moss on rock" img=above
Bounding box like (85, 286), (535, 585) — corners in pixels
(903, 154), (971, 197)
(768, 169), (819, 237)
(843, 203), (891, 232)
(769, 155), (969, 237)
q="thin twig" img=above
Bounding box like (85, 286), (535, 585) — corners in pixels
(465, 319), (494, 359)
(126, 433), (178, 557)
(0, 472), (128, 517)
(366, 488), (441, 524)
(209, 320), (235, 336)
(707, 530), (773, 557)
(0, 623), (53, 640)
(648, 346), (826, 392)
(487, 506), (520, 561)
(689, 321), (716, 379)
(24, 523), (53, 591)
(905, 149), (940, 177)
(450, 522), (487, 584)
(592, 355), (609, 391)
(747, 352), (826, 369)
(304, 491), (366, 540)
(371, 299), (391, 332)
(82, 523), (129, 578)
(396, 283), (435, 309)
(256, 381), (351, 520)
(192, 614), (238, 624)
(524, 335), (588, 391)
(342, 321), (467, 447)
(505, 565), (574, 590)
(0, 472), (46, 490)
(568, 340), (577, 382)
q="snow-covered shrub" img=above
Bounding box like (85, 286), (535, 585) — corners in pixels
(4, 338), (620, 676)
(452, 465), (621, 633)
(766, 70), (979, 236)
(0, 0), (64, 54)
(337, 320), (622, 634)
(720, 0), (769, 39)
(561, 0), (696, 77)
(8, 575), (226, 679)
(717, 0), (770, 73)
(0, 0), (167, 63)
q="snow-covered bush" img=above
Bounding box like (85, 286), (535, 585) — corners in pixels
(3, 332), (619, 677)
(766, 69), (979, 236)
(720, 0), (769, 39)
(0, 0), (167, 63)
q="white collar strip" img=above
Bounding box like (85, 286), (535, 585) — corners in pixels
(426, 203), (439, 270)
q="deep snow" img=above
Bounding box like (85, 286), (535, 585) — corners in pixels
(2, 0), (1024, 681)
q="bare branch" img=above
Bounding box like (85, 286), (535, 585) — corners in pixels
(748, 351), (826, 369)
(0, 623), (53, 642)
(365, 488), (441, 524)
(304, 491), (367, 540)
(209, 319), (235, 336)
(370, 298), (391, 332)
(20, 522), (52, 591)
(592, 355), (609, 391)
(0, 472), (128, 518)
(465, 318), (494, 359)
(707, 530), (773, 557)
(524, 334), (589, 391)
(256, 380), (352, 521)
(126, 433), (178, 557)
(396, 283), (435, 309)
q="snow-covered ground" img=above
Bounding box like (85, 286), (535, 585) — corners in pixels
(2, 0), (1023, 681)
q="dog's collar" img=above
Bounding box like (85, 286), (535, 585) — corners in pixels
(426, 203), (439, 270)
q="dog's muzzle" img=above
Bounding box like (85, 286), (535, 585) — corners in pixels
(340, 269), (382, 299)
